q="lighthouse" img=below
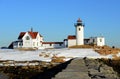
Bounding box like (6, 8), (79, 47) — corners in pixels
(74, 18), (84, 45)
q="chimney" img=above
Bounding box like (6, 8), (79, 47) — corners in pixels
(31, 27), (33, 32)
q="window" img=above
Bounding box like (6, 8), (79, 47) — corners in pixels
(26, 36), (30, 40)
(59, 43), (62, 46)
(37, 42), (38, 46)
(100, 39), (102, 42)
(93, 39), (95, 43)
(33, 42), (35, 46)
(19, 43), (23, 46)
(79, 28), (81, 31)
(50, 44), (52, 46)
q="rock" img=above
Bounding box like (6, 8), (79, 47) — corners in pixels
(0, 72), (9, 79)
(53, 59), (91, 79)
(53, 58), (120, 79)
(100, 64), (115, 74)
(54, 72), (91, 79)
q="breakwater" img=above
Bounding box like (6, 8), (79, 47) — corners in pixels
(0, 58), (120, 79)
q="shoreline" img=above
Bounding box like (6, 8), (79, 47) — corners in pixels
(0, 58), (120, 79)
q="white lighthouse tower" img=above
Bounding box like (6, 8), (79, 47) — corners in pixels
(74, 18), (84, 45)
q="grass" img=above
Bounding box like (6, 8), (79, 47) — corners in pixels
(94, 45), (120, 55)
(16, 48), (37, 51)
(69, 45), (94, 48)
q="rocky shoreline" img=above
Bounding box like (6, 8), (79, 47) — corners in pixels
(84, 58), (119, 79)
(53, 58), (119, 79)
(0, 58), (120, 79)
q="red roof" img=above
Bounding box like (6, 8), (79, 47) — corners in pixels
(18, 31), (39, 39)
(28, 31), (38, 39)
(42, 42), (63, 44)
(18, 32), (26, 39)
(77, 18), (82, 22)
(68, 35), (76, 39)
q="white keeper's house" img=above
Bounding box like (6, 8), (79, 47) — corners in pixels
(9, 18), (105, 49)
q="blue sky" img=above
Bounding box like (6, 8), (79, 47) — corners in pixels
(0, 0), (120, 47)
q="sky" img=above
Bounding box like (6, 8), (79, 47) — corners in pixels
(0, 0), (120, 47)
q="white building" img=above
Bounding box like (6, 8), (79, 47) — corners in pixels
(12, 29), (64, 49)
(67, 35), (76, 47)
(13, 29), (43, 49)
(88, 37), (105, 46)
(75, 18), (84, 45)
(10, 18), (105, 49)
(64, 18), (105, 47)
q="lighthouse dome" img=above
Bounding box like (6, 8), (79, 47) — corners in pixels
(77, 18), (82, 22)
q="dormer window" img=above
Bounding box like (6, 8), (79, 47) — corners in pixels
(26, 36), (30, 40)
